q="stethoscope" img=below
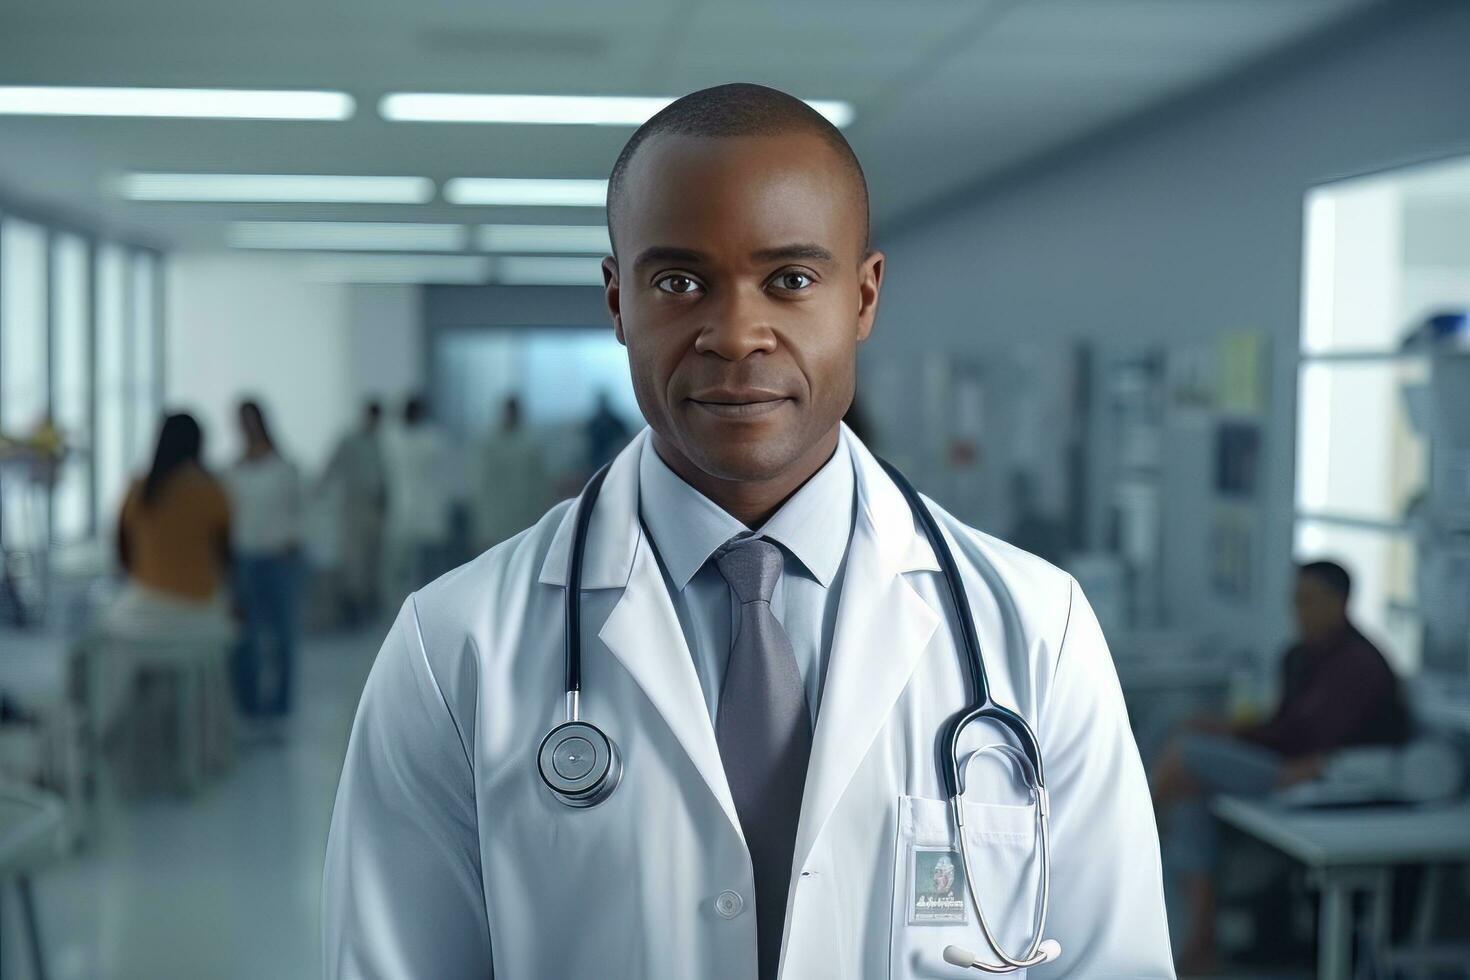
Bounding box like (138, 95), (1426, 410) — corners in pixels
(536, 456), (1060, 973)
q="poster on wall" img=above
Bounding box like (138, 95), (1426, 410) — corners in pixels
(1214, 421), (1261, 498)
(1218, 331), (1267, 416)
(1210, 505), (1254, 601)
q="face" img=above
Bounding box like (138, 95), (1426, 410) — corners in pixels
(932, 863), (955, 894)
(1293, 572), (1346, 642)
(604, 131), (883, 484)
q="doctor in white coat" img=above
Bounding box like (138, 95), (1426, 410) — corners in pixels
(323, 82), (1175, 980)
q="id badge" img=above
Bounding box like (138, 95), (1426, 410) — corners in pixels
(907, 844), (968, 925)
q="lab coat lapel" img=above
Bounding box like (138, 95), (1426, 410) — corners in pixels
(792, 430), (942, 871)
(598, 542), (744, 843)
(539, 429), (742, 843)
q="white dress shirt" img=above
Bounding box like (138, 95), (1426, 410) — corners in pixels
(225, 452), (302, 556)
(637, 435), (856, 724)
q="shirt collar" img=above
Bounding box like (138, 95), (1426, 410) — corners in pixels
(638, 435), (855, 591)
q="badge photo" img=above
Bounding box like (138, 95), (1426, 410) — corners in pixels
(908, 844), (968, 925)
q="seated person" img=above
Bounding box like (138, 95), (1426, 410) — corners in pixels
(1151, 559), (1410, 972)
(95, 414), (234, 747)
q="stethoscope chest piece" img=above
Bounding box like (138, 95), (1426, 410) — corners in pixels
(538, 720), (622, 808)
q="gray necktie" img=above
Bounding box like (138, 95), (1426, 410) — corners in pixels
(713, 536), (812, 980)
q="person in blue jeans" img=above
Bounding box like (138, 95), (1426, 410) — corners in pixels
(225, 400), (304, 725)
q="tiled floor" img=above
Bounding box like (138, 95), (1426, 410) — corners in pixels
(29, 628), (380, 980)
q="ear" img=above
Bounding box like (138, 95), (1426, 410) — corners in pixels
(855, 249), (885, 344)
(602, 256), (626, 346)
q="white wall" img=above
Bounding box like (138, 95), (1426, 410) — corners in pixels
(866, 0), (1470, 655)
(165, 253), (422, 473)
(348, 284), (425, 413)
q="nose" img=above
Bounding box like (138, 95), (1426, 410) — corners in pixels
(693, 285), (778, 361)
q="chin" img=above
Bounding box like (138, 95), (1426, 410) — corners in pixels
(680, 429), (804, 484)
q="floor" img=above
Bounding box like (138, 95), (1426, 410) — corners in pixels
(20, 628), (380, 980)
(1, 622), (1320, 980)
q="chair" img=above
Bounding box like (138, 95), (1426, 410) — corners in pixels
(0, 781), (65, 980)
(78, 634), (235, 798)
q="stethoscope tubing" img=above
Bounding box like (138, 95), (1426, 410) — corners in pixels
(556, 450), (1053, 973)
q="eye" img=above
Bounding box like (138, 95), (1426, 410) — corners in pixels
(773, 270), (814, 291)
(655, 273), (702, 295)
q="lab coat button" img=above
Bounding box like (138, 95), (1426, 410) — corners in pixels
(715, 890), (744, 918)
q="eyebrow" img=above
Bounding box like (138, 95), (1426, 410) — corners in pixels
(631, 242), (836, 270)
(750, 243), (835, 264)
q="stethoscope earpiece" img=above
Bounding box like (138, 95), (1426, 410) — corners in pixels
(537, 720), (622, 809)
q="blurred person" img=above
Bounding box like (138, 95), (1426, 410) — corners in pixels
(109, 413), (232, 637)
(99, 413), (233, 763)
(471, 396), (548, 553)
(1007, 471), (1067, 566)
(382, 394), (454, 597)
(226, 400), (304, 724)
(1151, 559), (1410, 972)
(325, 83), (1172, 980)
(321, 400), (387, 625)
(584, 389), (631, 472)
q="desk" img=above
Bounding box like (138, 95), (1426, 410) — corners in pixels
(1213, 796), (1470, 980)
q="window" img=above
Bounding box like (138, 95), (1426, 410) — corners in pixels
(0, 208), (162, 556)
(129, 252), (159, 466)
(1296, 157), (1470, 675)
(96, 244), (130, 528)
(0, 218), (49, 551)
(51, 233), (92, 541)
(434, 326), (644, 477)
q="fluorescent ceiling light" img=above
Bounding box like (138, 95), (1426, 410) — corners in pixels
(444, 178), (607, 207)
(117, 173), (433, 203)
(293, 254), (491, 285)
(228, 221), (466, 251)
(477, 224), (610, 254)
(0, 86), (353, 120)
(495, 256), (606, 286)
(383, 93), (854, 129)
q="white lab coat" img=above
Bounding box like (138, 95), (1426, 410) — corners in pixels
(323, 425), (1175, 979)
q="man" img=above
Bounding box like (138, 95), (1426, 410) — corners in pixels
(321, 401), (387, 625)
(471, 396), (549, 553)
(584, 389), (632, 473)
(324, 83), (1173, 979)
(381, 394), (455, 601)
(1151, 560), (1409, 972)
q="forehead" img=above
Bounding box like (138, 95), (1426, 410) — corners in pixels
(614, 131), (863, 260)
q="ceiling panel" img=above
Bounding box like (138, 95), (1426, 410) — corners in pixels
(0, 0), (1389, 250)
(854, 0), (1380, 223)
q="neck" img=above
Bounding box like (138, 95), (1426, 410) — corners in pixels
(652, 426), (840, 528)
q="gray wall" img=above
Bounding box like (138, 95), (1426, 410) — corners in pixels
(865, 0), (1470, 655)
(424, 284), (608, 332)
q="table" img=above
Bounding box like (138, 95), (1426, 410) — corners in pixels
(1212, 796), (1470, 980)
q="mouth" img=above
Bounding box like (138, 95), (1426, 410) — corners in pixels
(686, 389), (792, 420)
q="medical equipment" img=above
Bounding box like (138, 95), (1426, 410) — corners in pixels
(537, 456), (1060, 972)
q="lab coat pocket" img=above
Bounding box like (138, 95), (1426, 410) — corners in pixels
(889, 795), (1039, 979)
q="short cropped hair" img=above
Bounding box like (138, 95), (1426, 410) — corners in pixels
(1299, 560), (1352, 600)
(606, 82), (869, 258)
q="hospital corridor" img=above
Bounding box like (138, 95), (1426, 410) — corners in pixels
(1, 1), (1470, 978)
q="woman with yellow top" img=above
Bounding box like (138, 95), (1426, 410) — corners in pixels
(95, 414), (235, 760)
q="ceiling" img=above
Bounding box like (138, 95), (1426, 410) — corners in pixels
(0, 0), (1386, 255)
